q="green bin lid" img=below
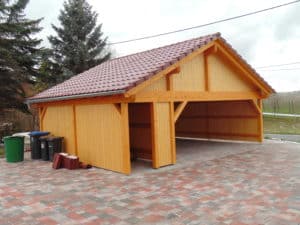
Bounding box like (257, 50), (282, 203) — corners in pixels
(4, 136), (24, 140)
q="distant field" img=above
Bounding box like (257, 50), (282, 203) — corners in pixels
(263, 115), (300, 134)
(263, 91), (300, 114)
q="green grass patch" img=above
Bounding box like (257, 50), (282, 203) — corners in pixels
(263, 115), (300, 134)
(0, 146), (4, 158)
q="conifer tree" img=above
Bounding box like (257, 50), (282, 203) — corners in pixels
(0, 0), (43, 112)
(49, 0), (111, 79)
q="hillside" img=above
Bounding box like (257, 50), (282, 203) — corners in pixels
(263, 91), (300, 114)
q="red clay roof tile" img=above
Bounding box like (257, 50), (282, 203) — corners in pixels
(29, 33), (274, 103)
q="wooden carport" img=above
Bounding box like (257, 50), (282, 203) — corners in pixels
(28, 33), (275, 174)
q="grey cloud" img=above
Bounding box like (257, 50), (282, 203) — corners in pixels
(274, 5), (300, 40)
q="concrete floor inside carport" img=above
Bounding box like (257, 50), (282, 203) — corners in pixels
(131, 138), (262, 173)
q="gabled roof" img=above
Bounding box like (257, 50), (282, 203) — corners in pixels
(28, 33), (274, 103)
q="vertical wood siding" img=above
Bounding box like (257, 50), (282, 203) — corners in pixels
(43, 106), (76, 154)
(208, 54), (254, 92)
(152, 102), (173, 167)
(75, 104), (125, 173)
(140, 77), (167, 92)
(173, 55), (205, 91)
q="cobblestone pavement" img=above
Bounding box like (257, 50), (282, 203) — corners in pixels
(0, 139), (300, 225)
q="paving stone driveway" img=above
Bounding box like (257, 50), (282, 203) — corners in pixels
(0, 139), (300, 225)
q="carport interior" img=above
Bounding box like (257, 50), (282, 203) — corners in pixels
(128, 100), (262, 170)
(128, 103), (153, 166)
(175, 100), (262, 142)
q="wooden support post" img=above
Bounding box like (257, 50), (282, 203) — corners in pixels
(72, 105), (78, 156)
(174, 101), (188, 122)
(169, 102), (176, 164)
(257, 99), (264, 142)
(121, 103), (131, 174)
(167, 75), (174, 91)
(166, 67), (179, 91)
(204, 53), (210, 92)
(250, 99), (263, 142)
(151, 103), (159, 168)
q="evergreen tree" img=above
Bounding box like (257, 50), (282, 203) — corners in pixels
(35, 49), (64, 92)
(0, 0), (43, 112)
(49, 0), (111, 79)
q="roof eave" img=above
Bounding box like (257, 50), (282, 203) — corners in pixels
(26, 89), (126, 104)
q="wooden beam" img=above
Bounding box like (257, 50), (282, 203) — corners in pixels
(204, 45), (218, 55)
(113, 103), (121, 114)
(180, 115), (259, 119)
(35, 94), (134, 108)
(177, 131), (260, 138)
(168, 67), (180, 76)
(166, 74), (173, 91)
(166, 67), (180, 91)
(204, 53), (210, 92)
(174, 101), (188, 122)
(250, 99), (262, 115)
(36, 90), (260, 106)
(121, 103), (131, 175)
(72, 105), (78, 156)
(151, 103), (159, 169)
(134, 91), (259, 102)
(125, 42), (216, 97)
(169, 102), (176, 164)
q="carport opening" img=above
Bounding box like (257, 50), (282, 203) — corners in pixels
(128, 103), (153, 169)
(175, 100), (261, 142)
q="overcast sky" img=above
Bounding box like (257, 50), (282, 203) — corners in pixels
(25, 0), (300, 92)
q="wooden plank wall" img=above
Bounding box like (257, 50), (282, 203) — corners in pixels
(75, 104), (127, 173)
(152, 102), (174, 168)
(42, 103), (130, 174)
(128, 103), (152, 160)
(208, 54), (254, 92)
(43, 105), (76, 154)
(176, 101), (261, 142)
(173, 55), (205, 91)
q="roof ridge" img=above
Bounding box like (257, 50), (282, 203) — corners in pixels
(108, 32), (221, 63)
(56, 33), (221, 79)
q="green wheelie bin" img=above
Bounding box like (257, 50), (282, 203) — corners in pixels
(4, 136), (24, 162)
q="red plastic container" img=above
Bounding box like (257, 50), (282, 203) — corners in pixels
(52, 153), (64, 169)
(64, 155), (79, 170)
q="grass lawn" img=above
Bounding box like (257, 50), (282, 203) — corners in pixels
(0, 146), (4, 158)
(263, 115), (300, 134)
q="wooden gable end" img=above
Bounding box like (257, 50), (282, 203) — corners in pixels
(134, 45), (261, 98)
(172, 54), (205, 92)
(207, 53), (255, 92)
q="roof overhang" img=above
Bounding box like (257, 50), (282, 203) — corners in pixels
(26, 89), (126, 104)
